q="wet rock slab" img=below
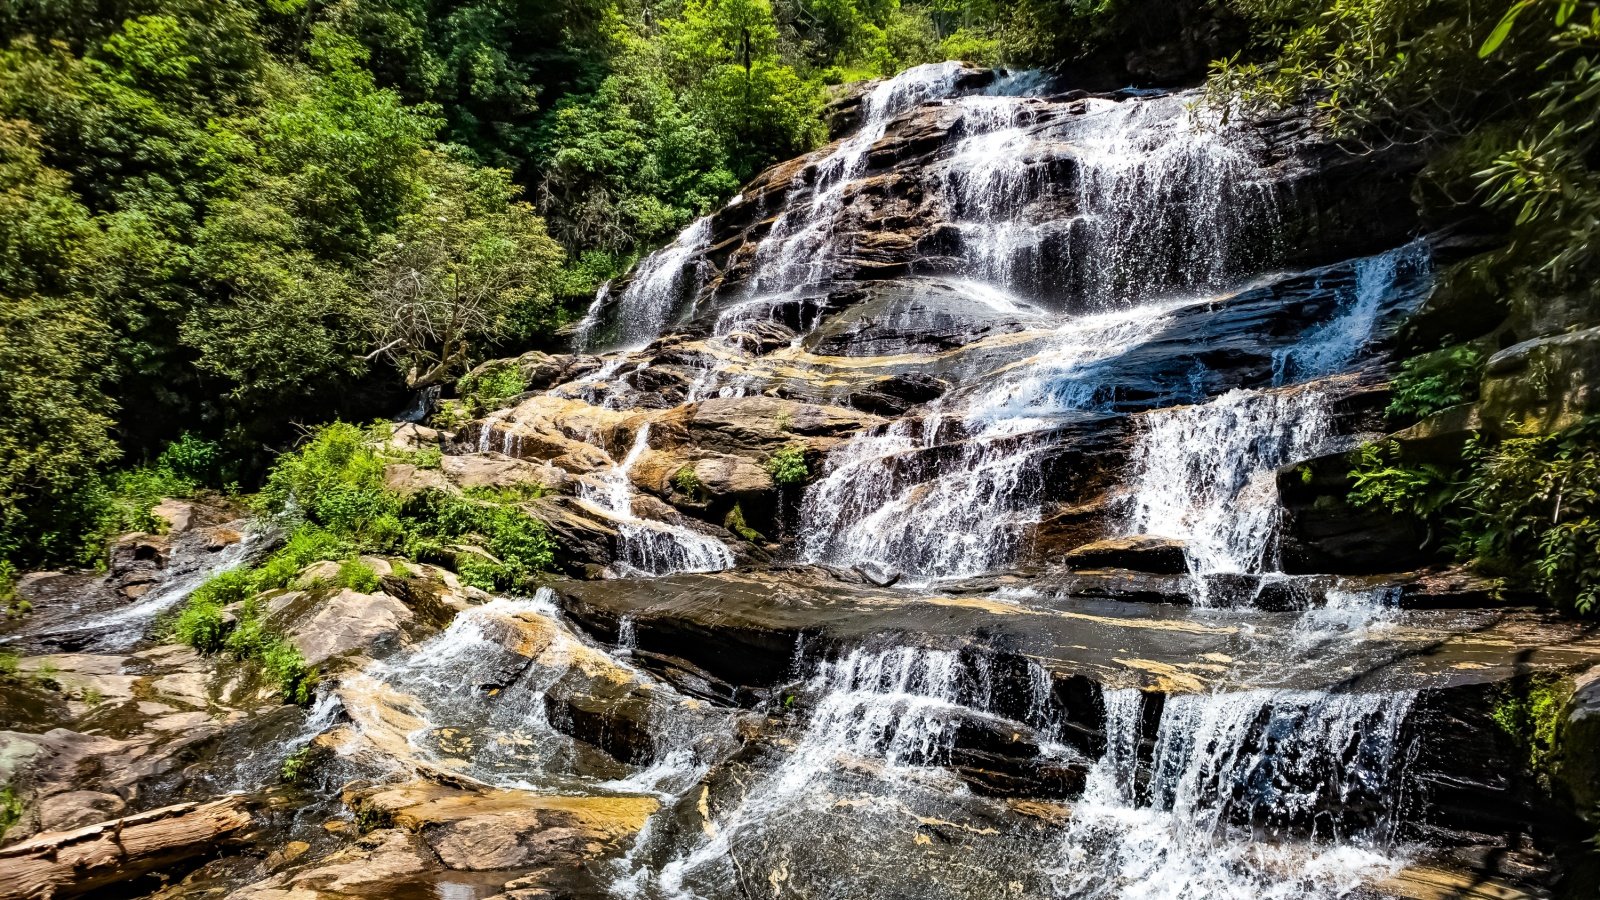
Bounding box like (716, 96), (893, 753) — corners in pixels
(553, 571), (1600, 698)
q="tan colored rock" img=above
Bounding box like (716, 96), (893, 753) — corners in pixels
(1062, 535), (1189, 575)
(34, 791), (128, 832)
(441, 454), (569, 493)
(285, 589), (414, 667)
(230, 828), (438, 898)
(350, 781), (658, 871)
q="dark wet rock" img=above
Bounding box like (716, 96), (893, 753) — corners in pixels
(1063, 535), (1188, 575)
(1276, 449), (1436, 576)
(848, 372), (950, 416)
(1481, 325), (1600, 437)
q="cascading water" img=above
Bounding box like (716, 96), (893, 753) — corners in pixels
(625, 646), (1074, 899)
(1054, 685), (1418, 900)
(1121, 243), (1432, 597)
(749, 62), (968, 297)
(1125, 387), (1336, 582)
(1069, 97), (1279, 307)
(800, 300), (1180, 578)
(580, 218), (713, 352)
(578, 425), (735, 576)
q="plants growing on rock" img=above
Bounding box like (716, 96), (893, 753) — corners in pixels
(764, 444), (809, 485)
(1386, 345), (1486, 420)
(1350, 418), (1600, 614)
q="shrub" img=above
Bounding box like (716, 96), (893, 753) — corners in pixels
(1491, 675), (1567, 772)
(764, 445), (808, 486)
(458, 364), (526, 411)
(0, 784), (21, 842)
(0, 651), (17, 676)
(257, 423), (400, 544)
(1387, 345), (1485, 420)
(253, 526), (349, 591)
(402, 489), (554, 590)
(173, 568), (255, 652)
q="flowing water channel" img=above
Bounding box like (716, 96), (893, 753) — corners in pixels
(333, 65), (1465, 900)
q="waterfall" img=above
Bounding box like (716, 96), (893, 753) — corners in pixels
(582, 218), (713, 352)
(40, 525), (262, 651)
(1274, 240), (1433, 384)
(798, 290), (1180, 579)
(1070, 97), (1278, 307)
(1125, 387), (1337, 583)
(577, 425), (735, 576)
(749, 62), (968, 297)
(637, 646), (1072, 899)
(1055, 685), (1417, 900)
(349, 590), (708, 796)
(1121, 243), (1432, 599)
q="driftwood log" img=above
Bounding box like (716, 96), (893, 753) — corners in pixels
(0, 797), (253, 900)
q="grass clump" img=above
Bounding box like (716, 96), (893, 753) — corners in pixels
(671, 466), (702, 496)
(0, 784), (22, 842)
(404, 490), (554, 591)
(335, 558), (381, 592)
(457, 364), (526, 414)
(764, 445), (809, 486)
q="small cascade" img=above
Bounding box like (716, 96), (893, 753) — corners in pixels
(1275, 240), (1433, 383)
(799, 299), (1178, 579)
(577, 425), (735, 576)
(1055, 685), (1418, 900)
(940, 95), (1048, 292)
(46, 525), (262, 651)
(351, 590), (710, 795)
(636, 646), (1072, 898)
(1070, 97), (1279, 307)
(589, 218), (713, 351)
(749, 62), (967, 296)
(1125, 387), (1337, 584)
(1121, 243), (1431, 599)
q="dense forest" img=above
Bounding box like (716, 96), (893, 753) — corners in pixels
(2, 0), (1598, 615)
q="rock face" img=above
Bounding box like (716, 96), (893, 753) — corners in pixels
(1, 63), (1589, 900)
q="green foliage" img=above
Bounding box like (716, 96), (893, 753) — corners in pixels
(0, 650), (17, 676)
(257, 423), (402, 545)
(1456, 419), (1600, 614)
(402, 488), (554, 591)
(1348, 439), (1466, 522)
(764, 444), (809, 485)
(172, 567), (254, 652)
(336, 557), (381, 592)
(724, 502), (763, 541)
(1491, 675), (1567, 772)
(1350, 419), (1600, 615)
(254, 526), (349, 591)
(280, 745), (318, 783)
(672, 466), (703, 495)
(0, 784), (21, 843)
(1387, 345), (1485, 420)
(457, 364), (527, 412)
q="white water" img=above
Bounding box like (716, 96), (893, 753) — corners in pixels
(1070, 97), (1278, 307)
(582, 218), (713, 351)
(801, 301), (1180, 578)
(1054, 685), (1417, 900)
(1125, 387), (1337, 583)
(632, 646), (1072, 899)
(749, 62), (968, 297)
(577, 425), (735, 576)
(48, 526), (261, 650)
(1122, 244), (1431, 597)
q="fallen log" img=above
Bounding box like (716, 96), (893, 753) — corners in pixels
(0, 797), (253, 900)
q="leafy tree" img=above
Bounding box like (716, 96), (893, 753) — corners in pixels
(369, 151), (565, 388)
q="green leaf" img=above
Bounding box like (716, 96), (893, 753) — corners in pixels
(1480, 1), (1533, 57)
